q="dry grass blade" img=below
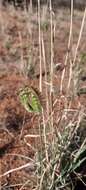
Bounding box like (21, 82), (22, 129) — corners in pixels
(38, 0), (42, 92)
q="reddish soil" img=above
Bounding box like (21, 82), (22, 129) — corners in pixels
(0, 5), (86, 190)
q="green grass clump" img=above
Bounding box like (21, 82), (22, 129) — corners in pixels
(35, 120), (86, 190)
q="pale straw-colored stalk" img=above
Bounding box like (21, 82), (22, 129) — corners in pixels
(18, 31), (25, 76)
(49, 0), (54, 130)
(41, 34), (49, 117)
(60, 0), (74, 94)
(73, 7), (86, 66)
(38, 0), (42, 92)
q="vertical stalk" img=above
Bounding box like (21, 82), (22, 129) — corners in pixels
(73, 7), (86, 66)
(30, 0), (32, 11)
(38, 0), (42, 92)
(67, 0), (73, 92)
(60, 0), (74, 94)
(18, 31), (25, 77)
(42, 35), (49, 118)
(50, 0), (54, 129)
(42, 35), (49, 162)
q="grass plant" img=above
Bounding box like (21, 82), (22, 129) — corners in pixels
(0, 1), (86, 190)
